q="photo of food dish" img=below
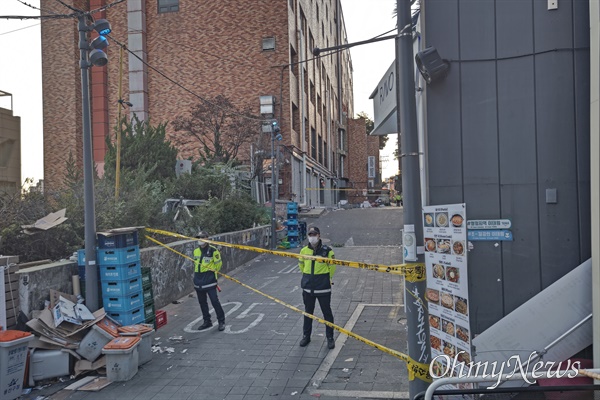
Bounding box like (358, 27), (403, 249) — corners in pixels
(451, 214), (464, 227)
(441, 293), (454, 310)
(442, 318), (455, 336)
(424, 213), (434, 227)
(457, 348), (471, 364)
(433, 264), (445, 280)
(452, 241), (465, 256)
(442, 341), (456, 358)
(431, 360), (446, 377)
(430, 335), (442, 351)
(456, 324), (470, 343)
(436, 212), (449, 227)
(429, 315), (440, 330)
(426, 288), (440, 304)
(437, 239), (451, 254)
(425, 238), (436, 252)
(455, 296), (468, 316)
(446, 267), (459, 283)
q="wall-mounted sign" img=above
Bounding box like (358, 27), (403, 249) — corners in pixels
(423, 203), (472, 378)
(466, 219), (511, 230)
(468, 229), (513, 241)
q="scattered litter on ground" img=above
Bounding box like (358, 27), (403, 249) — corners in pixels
(172, 300), (183, 304)
(165, 347), (175, 353)
(151, 345), (163, 353)
(181, 349), (188, 353)
(168, 336), (183, 341)
(291, 391), (298, 395)
(271, 330), (285, 335)
(166, 365), (173, 371)
(342, 368), (349, 372)
(344, 358), (354, 362)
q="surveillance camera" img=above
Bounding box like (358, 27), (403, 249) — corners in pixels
(89, 49), (108, 67)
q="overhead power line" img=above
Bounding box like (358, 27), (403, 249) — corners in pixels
(107, 35), (265, 122)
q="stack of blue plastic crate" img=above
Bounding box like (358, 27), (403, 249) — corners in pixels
(299, 221), (307, 241)
(287, 202), (300, 248)
(97, 230), (145, 326)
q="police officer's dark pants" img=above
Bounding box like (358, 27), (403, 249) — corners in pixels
(303, 291), (334, 338)
(196, 287), (225, 323)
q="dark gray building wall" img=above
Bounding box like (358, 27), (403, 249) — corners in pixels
(422, 0), (590, 333)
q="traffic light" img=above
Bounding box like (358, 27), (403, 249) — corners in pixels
(272, 120), (282, 141)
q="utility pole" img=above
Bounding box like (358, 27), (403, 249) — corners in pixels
(396, 0), (431, 397)
(78, 14), (112, 311)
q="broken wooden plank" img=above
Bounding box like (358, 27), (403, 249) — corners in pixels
(64, 376), (98, 390)
(77, 377), (112, 391)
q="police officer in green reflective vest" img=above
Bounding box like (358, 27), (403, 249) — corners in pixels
(193, 231), (225, 331)
(298, 226), (336, 349)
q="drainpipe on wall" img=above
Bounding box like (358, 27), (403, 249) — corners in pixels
(335, 0), (348, 181)
(298, 27), (307, 207)
(127, 0), (148, 121)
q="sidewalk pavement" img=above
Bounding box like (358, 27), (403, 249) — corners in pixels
(24, 214), (410, 400)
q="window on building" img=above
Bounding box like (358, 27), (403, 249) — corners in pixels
(311, 127), (317, 159)
(316, 4), (320, 21)
(290, 45), (298, 77)
(158, 0), (178, 13)
(317, 94), (322, 116)
(323, 141), (328, 169)
(305, 118), (309, 145)
(368, 156), (376, 178)
(304, 69), (308, 99)
(262, 37), (275, 51)
(310, 81), (315, 105)
(292, 103), (300, 144)
(318, 135), (323, 164)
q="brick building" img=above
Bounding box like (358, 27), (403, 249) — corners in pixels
(0, 91), (21, 195)
(41, 0), (378, 206)
(345, 117), (381, 205)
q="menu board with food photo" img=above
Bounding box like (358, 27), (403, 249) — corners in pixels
(423, 203), (472, 376)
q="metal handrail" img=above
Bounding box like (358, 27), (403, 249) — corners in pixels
(414, 384), (600, 399)
(422, 368), (600, 400)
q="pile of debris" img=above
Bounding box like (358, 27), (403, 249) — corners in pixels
(22, 290), (151, 392)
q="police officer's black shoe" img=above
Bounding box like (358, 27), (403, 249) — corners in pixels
(299, 336), (311, 347)
(198, 321), (212, 330)
(327, 337), (335, 349)
(218, 322), (225, 331)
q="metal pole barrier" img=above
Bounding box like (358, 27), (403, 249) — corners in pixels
(396, 0), (430, 397)
(78, 14), (99, 311)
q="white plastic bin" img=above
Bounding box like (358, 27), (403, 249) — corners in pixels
(77, 318), (119, 361)
(102, 336), (140, 382)
(0, 330), (33, 400)
(28, 349), (70, 387)
(117, 324), (154, 365)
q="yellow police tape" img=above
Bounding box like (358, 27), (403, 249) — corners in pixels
(145, 228), (432, 383)
(145, 228), (426, 281)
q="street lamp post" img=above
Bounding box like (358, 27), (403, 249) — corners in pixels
(78, 14), (112, 311)
(270, 120), (282, 250)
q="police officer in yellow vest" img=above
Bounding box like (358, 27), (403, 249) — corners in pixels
(298, 226), (336, 349)
(193, 231), (225, 331)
